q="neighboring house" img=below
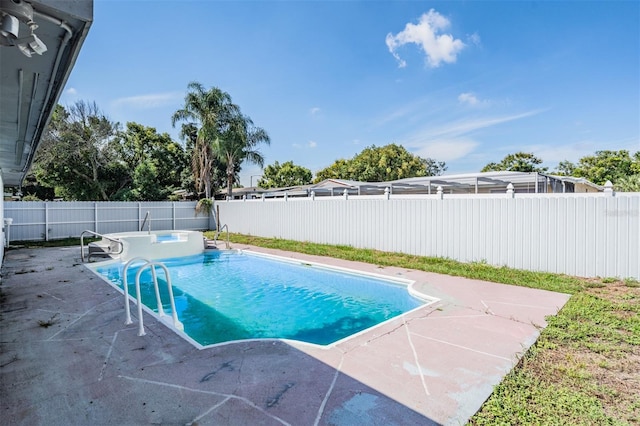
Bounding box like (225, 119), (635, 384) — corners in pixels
(0, 0), (93, 264)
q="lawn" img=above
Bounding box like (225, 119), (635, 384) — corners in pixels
(209, 232), (640, 425)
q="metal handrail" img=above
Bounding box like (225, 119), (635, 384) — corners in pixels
(133, 261), (183, 336)
(80, 230), (123, 262)
(213, 224), (230, 249)
(122, 257), (152, 326)
(140, 211), (150, 233)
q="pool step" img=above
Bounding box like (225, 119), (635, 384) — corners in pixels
(88, 241), (117, 258)
(204, 239), (219, 250)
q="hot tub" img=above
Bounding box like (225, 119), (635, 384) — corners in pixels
(96, 230), (206, 261)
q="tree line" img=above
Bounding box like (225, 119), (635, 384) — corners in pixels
(18, 82), (640, 200)
(480, 151), (640, 191)
(24, 82), (271, 201)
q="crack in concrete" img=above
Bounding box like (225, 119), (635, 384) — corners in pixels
(188, 396), (231, 425)
(403, 316), (430, 397)
(118, 375), (291, 425)
(98, 330), (123, 382)
(480, 299), (495, 315)
(410, 333), (512, 362)
(341, 308), (438, 354)
(46, 296), (121, 341)
(314, 354), (344, 426)
(41, 292), (65, 302)
(441, 300), (542, 327)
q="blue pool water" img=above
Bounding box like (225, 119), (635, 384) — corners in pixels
(95, 251), (424, 346)
(155, 234), (179, 242)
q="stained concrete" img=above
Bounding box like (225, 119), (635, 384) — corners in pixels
(0, 245), (570, 425)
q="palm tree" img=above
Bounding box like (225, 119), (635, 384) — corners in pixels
(172, 82), (238, 199)
(215, 110), (270, 199)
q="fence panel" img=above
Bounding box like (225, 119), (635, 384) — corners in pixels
(4, 201), (209, 242)
(5, 194), (638, 280)
(215, 192), (640, 280)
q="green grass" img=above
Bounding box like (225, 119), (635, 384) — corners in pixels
(210, 232), (640, 425)
(472, 289), (640, 425)
(8, 237), (98, 248)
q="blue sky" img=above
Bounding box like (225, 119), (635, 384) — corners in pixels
(61, 0), (640, 186)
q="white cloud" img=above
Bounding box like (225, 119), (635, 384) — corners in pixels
(310, 107), (321, 116)
(293, 141), (318, 149)
(65, 87), (77, 96)
(458, 92), (493, 108)
(112, 92), (183, 109)
(375, 97), (433, 127)
(458, 92), (479, 106)
(430, 110), (545, 139)
(468, 32), (481, 46)
(405, 110), (544, 161)
(523, 137), (640, 167)
(414, 139), (478, 162)
(386, 9), (466, 68)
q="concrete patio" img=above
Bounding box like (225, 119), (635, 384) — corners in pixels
(0, 245), (570, 425)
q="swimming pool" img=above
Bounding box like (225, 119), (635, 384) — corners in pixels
(92, 251), (434, 347)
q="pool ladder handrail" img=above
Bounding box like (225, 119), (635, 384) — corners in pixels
(122, 257), (183, 336)
(213, 223), (230, 249)
(140, 211), (151, 233)
(80, 230), (124, 262)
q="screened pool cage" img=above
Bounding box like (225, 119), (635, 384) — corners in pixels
(222, 171), (602, 200)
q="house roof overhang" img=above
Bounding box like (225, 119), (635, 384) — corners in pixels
(0, 0), (93, 188)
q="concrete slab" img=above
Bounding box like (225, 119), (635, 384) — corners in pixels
(1, 245), (571, 425)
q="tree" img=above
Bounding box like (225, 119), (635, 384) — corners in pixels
(481, 152), (548, 173)
(313, 159), (351, 182)
(555, 150), (639, 186)
(113, 122), (187, 200)
(614, 174), (640, 192)
(257, 161), (313, 188)
(422, 157), (448, 177)
(554, 160), (576, 176)
(314, 143), (446, 183)
(175, 122), (224, 198)
(31, 101), (125, 200)
(215, 110), (271, 198)
(128, 162), (170, 201)
(172, 82), (239, 199)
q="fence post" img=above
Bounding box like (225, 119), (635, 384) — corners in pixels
(436, 186), (443, 200)
(172, 202), (176, 230)
(45, 202), (49, 241)
(343, 189), (349, 200)
(311, 191), (315, 200)
(603, 180), (614, 196)
(384, 187), (390, 200)
(94, 202), (99, 233)
(506, 183), (515, 198)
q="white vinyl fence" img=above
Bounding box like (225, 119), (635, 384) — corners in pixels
(4, 201), (211, 242)
(215, 191), (640, 280)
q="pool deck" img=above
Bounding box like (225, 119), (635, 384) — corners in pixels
(0, 244), (571, 425)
